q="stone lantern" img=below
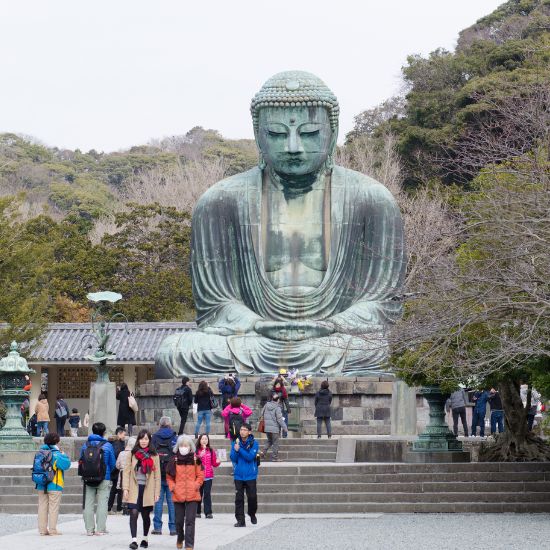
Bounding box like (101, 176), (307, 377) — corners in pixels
(0, 341), (36, 451)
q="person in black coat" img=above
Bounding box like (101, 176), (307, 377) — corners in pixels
(116, 383), (136, 434)
(314, 381), (332, 438)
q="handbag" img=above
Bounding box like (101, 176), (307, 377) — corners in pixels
(128, 394), (139, 413)
(257, 417), (265, 433)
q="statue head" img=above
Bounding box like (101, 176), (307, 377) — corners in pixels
(251, 71), (339, 179)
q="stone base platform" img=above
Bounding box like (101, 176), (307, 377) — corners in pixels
(404, 450), (471, 463)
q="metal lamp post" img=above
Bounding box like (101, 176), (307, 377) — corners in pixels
(0, 341), (36, 451)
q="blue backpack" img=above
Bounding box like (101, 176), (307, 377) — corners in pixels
(31, 449), (55, 491)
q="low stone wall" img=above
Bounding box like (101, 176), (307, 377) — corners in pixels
(137, 376), (429, 436)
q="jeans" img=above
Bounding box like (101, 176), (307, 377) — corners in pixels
(471, 410), (485, 437)
(234, 479), (257, 524)
(262, 433), (280, 459)
(452, 407), (468, 437)
(37, 421), (49, 436)
(153, 480), (176, 533)
(195, 410), (211, 435)
(83, 479), (111, 534)
(174, 501), (197, 548)
(527, 414), (535, 431)
(282, 410), (289, 438)
(490, 410), (504, 434)
(316, 417), (332, 437)
(108, 470), (122, 512)
(177, 407), (190, 436)
(198, 478), (213, 516)
(56, 417), (66, 436)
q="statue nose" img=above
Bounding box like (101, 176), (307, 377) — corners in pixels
(286, 129), (304, 154)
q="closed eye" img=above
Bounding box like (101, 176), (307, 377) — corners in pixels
(300, 129), (320, 136)
(267, 130), (288, 137)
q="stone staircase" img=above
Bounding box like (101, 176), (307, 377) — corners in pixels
(1, 460), (549, 514)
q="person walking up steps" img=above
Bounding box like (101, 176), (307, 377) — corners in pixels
(166, 434), (204, 550)
(33, 432), (71, 536)
(123, 430), (161, 550)
(196, 433), (221, 518)
(259, 393), (287, 461)
(221, 397), (252, 440)
(231, 423), (259, 527)
(151, 416), (177, 536)
(79, 422), (116, 536)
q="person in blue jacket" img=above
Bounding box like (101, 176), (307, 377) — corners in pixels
(36, 432), (71, 535)
(471, 389), (490, 437)
(79, 422), (116, 536)
(218, 373), (241, 408)
(230, 422), (259, 527)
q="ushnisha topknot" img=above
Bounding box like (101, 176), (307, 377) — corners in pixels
(251, 70), (339, 132)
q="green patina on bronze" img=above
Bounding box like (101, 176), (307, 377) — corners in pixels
(156, 71), (406, 377)
(0, 341), (36, 450)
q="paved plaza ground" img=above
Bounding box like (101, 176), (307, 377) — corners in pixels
(1, 513), (549, 549)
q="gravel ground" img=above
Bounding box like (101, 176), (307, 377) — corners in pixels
(218, 515), (550, 550)
(0, 514), (80, 536)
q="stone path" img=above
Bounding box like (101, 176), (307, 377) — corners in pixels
(1, 513), (549, 549)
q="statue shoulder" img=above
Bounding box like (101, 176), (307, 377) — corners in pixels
(332, 165), (397, 203)
(194, 167), (260, 213)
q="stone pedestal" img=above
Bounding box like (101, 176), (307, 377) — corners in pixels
(390, 380), (417, 435)
(89, 381), (117, 436)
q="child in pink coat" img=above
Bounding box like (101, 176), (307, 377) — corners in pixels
(221, 397), (252, 439)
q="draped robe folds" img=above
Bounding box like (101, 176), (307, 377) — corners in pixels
(155, 165), (406, 378)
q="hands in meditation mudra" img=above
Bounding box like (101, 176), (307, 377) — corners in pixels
(156, 71), (405, 377)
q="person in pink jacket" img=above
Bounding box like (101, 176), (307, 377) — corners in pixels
(195, 434), (221, 518)
(221, 398), (253, 440)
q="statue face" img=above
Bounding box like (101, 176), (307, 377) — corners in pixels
(257, 106), (333, 177)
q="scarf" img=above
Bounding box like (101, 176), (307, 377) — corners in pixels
(175, 450), (197, 466)
(135, 448), (155, 474)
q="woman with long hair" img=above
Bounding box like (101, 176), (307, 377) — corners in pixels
(193, 380), (214, 438)
(195, 433), (220, 518)
(123, 430), (161, 549)
(166, 434), (204, 550)
(117, 382), (137, 435)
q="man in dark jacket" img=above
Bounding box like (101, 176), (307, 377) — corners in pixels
(218, 373), (241, 408)
(488, 388), (504, 434)
(107, 426), (126, 514)
(79, 422), (116, 536)
(471, 389), (490, 437)
(445, 388), (469, 437)
(314, 380), (333, 438)
(230, 423), (259, 528)
(173, 377), (193, 435)
(151, 416), (178, 536)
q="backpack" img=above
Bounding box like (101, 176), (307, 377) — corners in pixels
(31, 449), (55, 491)
(229, 408), (244, 440)
(155, 438), (174, 479)
(173, 387), (190, 410)
(78, 441), (106, 486)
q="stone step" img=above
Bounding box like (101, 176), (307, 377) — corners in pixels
(1, 501), (549, 514)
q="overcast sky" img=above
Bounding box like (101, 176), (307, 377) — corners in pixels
(0, 0), (504, 152)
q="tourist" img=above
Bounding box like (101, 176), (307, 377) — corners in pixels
(221, 397), (253, 440)
(151, 416), (177, 536)
(521, 383), (542, 431)
(230, 423), (259, 527)
(272, 378), (290, 438)
(446, 387), (469, 437)
(123, 429), (161, 549)
(488, 388), (504, 434)
(117, 436), (136, 516)
(218, 373), (241, 408)
(173, 376), (193, 435)
(68, 408), (81, 437)
(314, 380), (333, 439)
(471, 389), (490, 437)
(34, 432), (71, 536)
(108, 426), (127, 515)
(54, 394), (70, 436)
(117, 383), (136, 436)
(196, 433), (221, 518)
(193, 380), (215, 438)
(259, 393), (287, 462)
(83, 410), (90, 428)
(166, 434), (204, 550)
(35, 393), (50, 436)
(79, 422), (116, 536)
